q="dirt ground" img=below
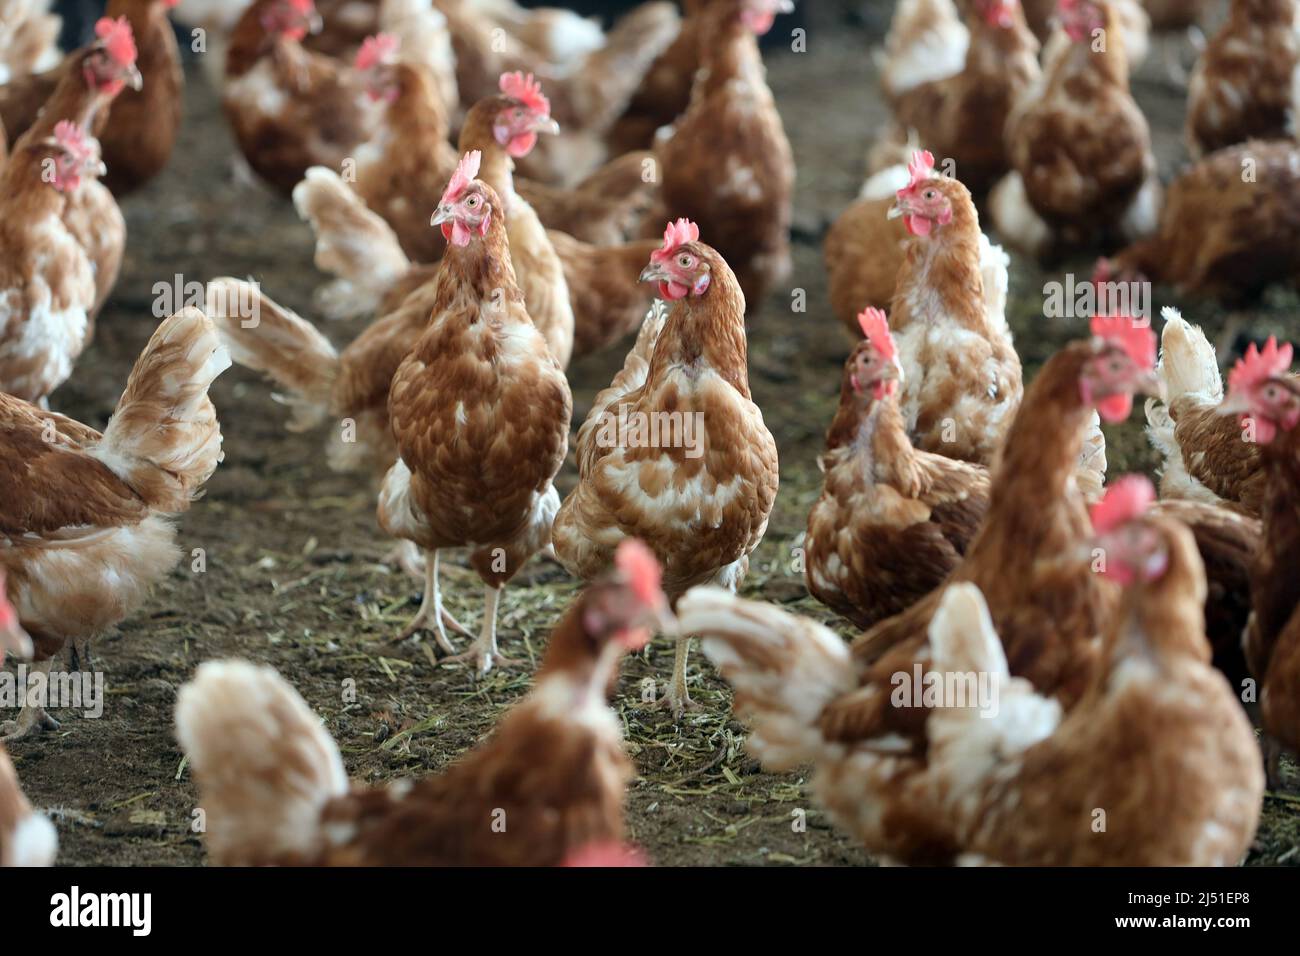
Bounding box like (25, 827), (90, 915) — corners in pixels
(9, 3), (1299, 866)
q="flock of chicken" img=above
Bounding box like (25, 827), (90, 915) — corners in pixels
(0, 0), (1296, 868)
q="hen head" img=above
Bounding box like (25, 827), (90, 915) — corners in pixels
(494, 72), (559, 159)
(41, 120), (106, 193)
(1080, 315), (1159, 423)
(260, 0), (322, 41)
(0, 571), (32, 668)
(431, 150), (497, 247)
(1058, 0), (1105, 42)
(581, 541), (673, 654)
(355, 33), (401, 103)
(82, 17), (142, 98)
(1090, 475), (1165, 586)
(640, 219), (715, 301)
(889, 150), (965, 238)
(1220, 337), (1300, 445)
(848, 308), (903, 401)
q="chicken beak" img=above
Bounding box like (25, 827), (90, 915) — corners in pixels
(307, 11), (325, 34)
(639, 262), (669, 284)
(431, 206), (452, 227)
(886, 201), (906, 221)
(127, 64), (143, 91)
(1136, 369), (1164, 401)
(776, 0), (795, 12)
(532, 116), (561, 136)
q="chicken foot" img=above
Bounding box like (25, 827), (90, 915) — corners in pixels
(393, 550), (470, 652)
(0, 659), (61, 741)
(436, 585), (523, 676)
(653, 636), (701, 718)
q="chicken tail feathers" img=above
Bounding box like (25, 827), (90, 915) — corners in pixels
(292, 166), (411, 320)
(92, 308), (230, 513)
(678, 587), (855, 771)
(205, 277), (338, 433)
(1155, 307), (1223, 405)
(175, 661), (348, 867)
(0, 746), (57, 867)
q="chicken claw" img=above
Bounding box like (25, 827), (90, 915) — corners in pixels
(1, 705), (61, 742)
(651, 638), (701, 718)
(435, 585), (523, 677)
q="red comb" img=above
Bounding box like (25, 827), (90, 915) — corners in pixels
(356, 33), (399, 71)
(53, 119), (89, 155)
(615, 539), (663, 608)
(288, 0), (315, 11)
(441, 150), (481, 204)
(857, 307), (896, 362)
(1091, 314), (1155, 370)
(499, 71), (550, 116)
(1228, 337), (1293, 396)
(1090, 474), (1155, 534)
(562, 842), (648, 867)
(905, 150), (935, 190)
(95, 16), (137, 67)
(650, 218), (700, 264)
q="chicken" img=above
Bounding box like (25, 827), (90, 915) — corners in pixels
(647, 0), (795, 309)
(989, 0), (1161, 260)
(0, 308), (229, 740)
(0, 2), (178, 196)
(694, 321), (1155, 864)
(1145, 308), (1265, 514)
(378, 151), (572, 672)
(1186, 0), (1299, 158)
(1022, 0), (1150, 62)
(0, 578), (58, 866)
(884, 150), (1022, 465)
(435, 0), (681, 185)
(805, 308), (990, 630)
(223, 0), (378, 195)
(1101, 140), (1300, 302)
(925, 503), (1262, 865)
(1219, 337), (1300, 786)
(0, 120), (113, 405)
(175, 542), (671, 866)
(0, 0), (61, 86)
(553, 220), (780, 716)
(453, 76), (575, 367)
(348, 32), (459, 265)
(823, 160), (1012, 339)
(877, 0), (1041, 197)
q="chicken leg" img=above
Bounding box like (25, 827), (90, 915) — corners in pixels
(654, 636), (700, 718)
(394, 550), (469, 652)
(0, 659), (61, 741)
(437, 585), (522, 676)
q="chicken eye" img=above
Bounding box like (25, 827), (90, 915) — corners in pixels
(678, 255), (692, 268)
(923, 190), (937, 201)
(467, 196), (479, 207)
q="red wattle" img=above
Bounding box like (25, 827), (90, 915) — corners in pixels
(1096, 393), (1134, 424)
